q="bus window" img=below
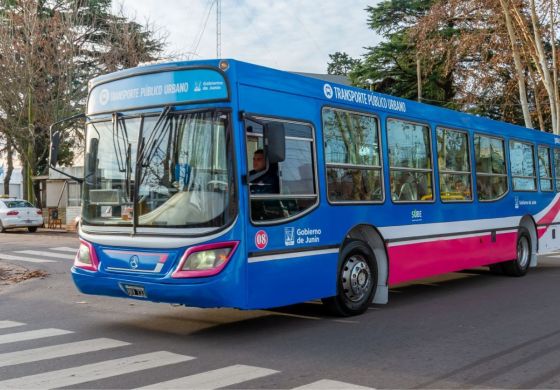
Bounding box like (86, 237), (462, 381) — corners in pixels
(509, 140), (536, 191)
(387, 119), (433, 202)
(246, 118), (317, 222)
(322, 108), (382, 202)
(474, 134), (508, 200)
(538, 146), (553, 192)
(436, 127), (472, 201)
(555, 149), (560, 192)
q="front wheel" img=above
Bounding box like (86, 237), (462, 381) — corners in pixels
(322, 240), (377, 316)
(501, 228), (531, 277)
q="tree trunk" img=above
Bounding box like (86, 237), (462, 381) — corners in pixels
(529, 0), (559, 133)
(500, 0), (534, 129)
(551, 0), (560, 133)
(3, 139), (14, 195)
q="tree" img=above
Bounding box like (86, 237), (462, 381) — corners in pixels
(348, 0), (457, 107)
(0, 0), (167, 203)
(327, 52), (361, 76)
(414, 0), (560, 132)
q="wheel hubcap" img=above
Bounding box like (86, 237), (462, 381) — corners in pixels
(342, 255), (371, 302)
(518, 236), (530, 269)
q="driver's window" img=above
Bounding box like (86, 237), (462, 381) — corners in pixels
(246, 118), (317, 222)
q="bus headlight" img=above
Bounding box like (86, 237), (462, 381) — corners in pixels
(172, 241), (239, 278)
(74, 240), (99, 271)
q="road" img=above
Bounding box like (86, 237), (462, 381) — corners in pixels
(1, 229), (560, 389)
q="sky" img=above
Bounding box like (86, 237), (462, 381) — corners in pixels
(113, 0), (381, 74)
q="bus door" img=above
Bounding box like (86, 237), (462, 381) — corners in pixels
(243, 116), (338, 309)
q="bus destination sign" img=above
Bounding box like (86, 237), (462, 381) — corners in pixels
(88, 68), (228, 114)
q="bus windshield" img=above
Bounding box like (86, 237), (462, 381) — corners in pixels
(83, 110), (235, 230)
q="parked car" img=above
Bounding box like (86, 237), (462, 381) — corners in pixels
(0, 198), (44, 233)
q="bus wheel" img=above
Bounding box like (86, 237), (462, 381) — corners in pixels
(502, 228), (531, 277)
(322, 240), (377, 316)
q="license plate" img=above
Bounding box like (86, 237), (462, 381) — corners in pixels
(123, 284), (147, 298)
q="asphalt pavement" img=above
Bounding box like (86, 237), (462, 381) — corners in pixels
(1, 230), (560, 388)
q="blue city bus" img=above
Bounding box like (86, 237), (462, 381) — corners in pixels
(49, 59), (560, 316)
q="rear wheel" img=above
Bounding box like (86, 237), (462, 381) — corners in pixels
(501, 228), (531, 277)
(28, 226), (38, 233)
(322, 240), (377, 316)
(0, 221), (5, 233)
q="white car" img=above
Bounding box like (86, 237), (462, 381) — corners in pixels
(0, 198), (44, 233)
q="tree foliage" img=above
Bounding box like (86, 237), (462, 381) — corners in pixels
(327, 52), (361, 76)
(0, 0), (167, 201)
(327, 0), (560, 133)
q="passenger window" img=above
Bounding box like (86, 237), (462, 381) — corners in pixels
(509, 140), (536, 191)
(246, 119), (317, 222)
(387, 119), (433, 202)
(437, 127), (472, 201)
(322, 108), (383, 202)
(555, 149), (560, 192)
(538, 146), (553, 192)
(474, 134), (508, 200)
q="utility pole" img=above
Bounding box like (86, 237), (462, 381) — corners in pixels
(216, 0), (221, 58)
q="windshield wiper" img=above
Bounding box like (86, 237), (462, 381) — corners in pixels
(112, 113), (129, 173)
(139, 106), (173, 167)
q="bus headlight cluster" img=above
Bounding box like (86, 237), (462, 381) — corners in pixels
(172, 241), (239, 278)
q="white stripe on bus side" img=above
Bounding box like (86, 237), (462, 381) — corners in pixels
(248, 248), (339, 263)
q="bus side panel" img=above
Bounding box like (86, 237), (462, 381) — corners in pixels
(246, 253), (337, 309)
(387, 230), (517, 285)
(537, 227), (560, 253)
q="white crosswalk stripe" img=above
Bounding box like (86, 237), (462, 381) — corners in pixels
(0, 328), (73, 345)
(48, 247), (78, 253)
(136, 364), (279, 389)
(0, 254), (54, 263)
(0, 321), (25, 330)
(292, 379), (374, 389)
(15, 250), (75, 260)
(0, 338), (130, 368)
(0, 320), (370, 389)
(0, 351), (194, 389)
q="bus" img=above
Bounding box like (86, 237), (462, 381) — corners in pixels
(49, 59), (560, 316)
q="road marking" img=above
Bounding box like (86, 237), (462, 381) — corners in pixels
(0, 338), (130, 368)
(49, 247), (78, 253)
(15, 250), (75, 260)
(136, 364), (279, 389)
(0, 351), (194, 389)
(0, 321), (25, 329)
(0, 254), (55, 263)
(0, 328), (73, 345)
(293, 379), (374, 389)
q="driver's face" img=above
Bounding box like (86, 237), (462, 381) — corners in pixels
(253, 153), (265, 172)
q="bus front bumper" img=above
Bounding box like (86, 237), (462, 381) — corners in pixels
(71, 267), (244, 309)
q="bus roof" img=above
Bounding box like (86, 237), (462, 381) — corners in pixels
(89, 58), (558, 145)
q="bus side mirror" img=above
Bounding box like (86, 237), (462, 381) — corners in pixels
(49, 129), (61, 167)
(263, 122), (286, 164)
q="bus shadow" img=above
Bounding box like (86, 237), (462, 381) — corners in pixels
(104, 266), (554, 339)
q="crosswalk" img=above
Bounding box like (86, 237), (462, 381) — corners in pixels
(0, 247), (76, 264)
(0, 320), (373, 389)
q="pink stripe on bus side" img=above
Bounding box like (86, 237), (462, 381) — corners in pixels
(387, 231), (517, 285)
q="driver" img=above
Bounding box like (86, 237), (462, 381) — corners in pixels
(249, 149), (279, 194)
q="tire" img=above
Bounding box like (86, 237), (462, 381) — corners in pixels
(28, 226), (38, 233)
(501, 228), (531, 277)
(322, 240), (377, 316)
(0, 221), (5, 233)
